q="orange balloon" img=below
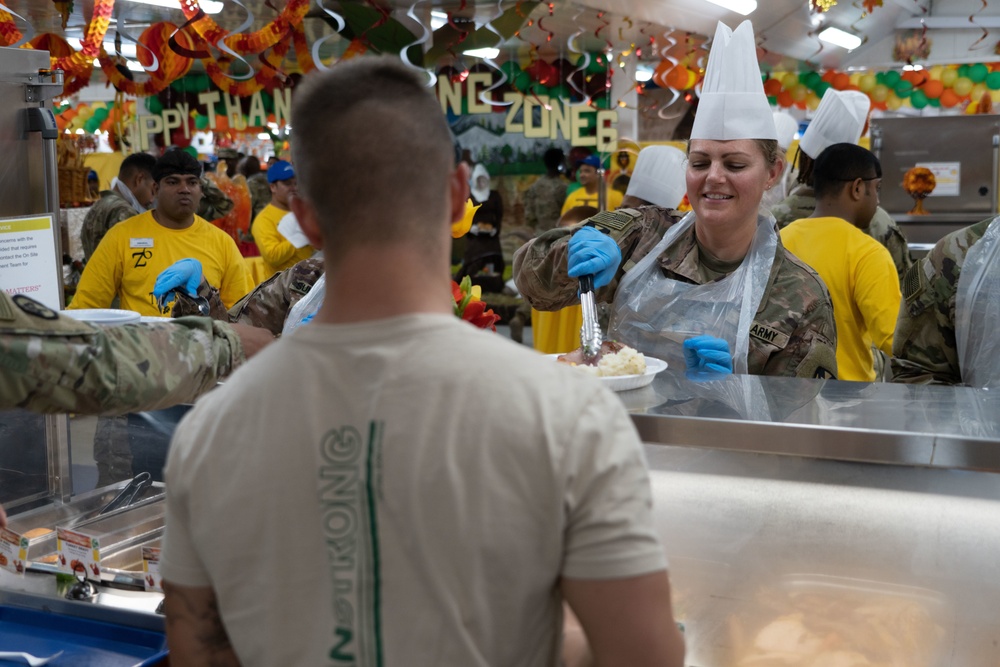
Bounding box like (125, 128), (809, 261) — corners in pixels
(832, 72), (851, 90)
(821, 70), (837, 83)
(940, 89), (960, 108)
(923, 79), (944, 99)
(777, 90), (793, 107)
(763, 78), (782, 96)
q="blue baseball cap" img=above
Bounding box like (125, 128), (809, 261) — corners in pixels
(267, 160), (295, 183)
(578, 154), (602, 169)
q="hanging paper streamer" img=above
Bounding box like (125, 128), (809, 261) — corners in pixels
(311, 0), (347, 71)
(969, 0), (990, 50)
(565, 7), (593, 106)
(399, 0), (436, 86)
(474, 0), (514, 107)
(291, 21), (316, 73)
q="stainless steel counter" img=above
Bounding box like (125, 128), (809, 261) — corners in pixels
(621, 372), (1000, 471)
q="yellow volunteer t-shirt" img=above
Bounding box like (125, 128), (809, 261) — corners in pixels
(560, 187), (623, 216)
(71, 210), (253, 316)
(780, 216), (901, 382)
(252, 204), (314, 277)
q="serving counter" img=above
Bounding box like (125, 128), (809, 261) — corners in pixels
(621, 371), (1000, 666)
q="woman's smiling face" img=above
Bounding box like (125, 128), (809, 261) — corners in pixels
(685, 139), (781, 232)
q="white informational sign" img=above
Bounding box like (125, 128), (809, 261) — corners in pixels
(916, 162), (961, 197)
(0, 215), (61, 309)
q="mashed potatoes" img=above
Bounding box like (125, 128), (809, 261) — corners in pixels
(565, 345), (647, 377)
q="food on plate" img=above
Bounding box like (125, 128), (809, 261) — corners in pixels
(557, 341), (648, 377)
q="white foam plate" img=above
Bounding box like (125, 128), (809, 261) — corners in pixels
(61, 309), (141, 327)
(548, 354), (668, 392)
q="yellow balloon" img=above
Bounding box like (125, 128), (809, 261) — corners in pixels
(990, 89), (1000, 103)
(859, 74), (877, 92)
(871, 84), (890, 103)
(886, 95), (902, 111)
(806, 91), (821, 110)
(77, 107), (93, 120)
(849, 72), (862, 87)
(792, 84), (808, 102)
(966, 102), (978, 114)
(953, 77), (974, 97)
(781, 72), (799, 90)
(971, 82), (988, 100)
(928, 65), (944, 81)
(941, 68), (958, 87)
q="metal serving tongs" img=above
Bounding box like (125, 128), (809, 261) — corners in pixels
(579, 274), (603, 363)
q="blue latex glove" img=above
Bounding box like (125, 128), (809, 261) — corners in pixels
(682, 335), (733, 374)
(153, 258), (203, 306)
(567, 226), (622, 289)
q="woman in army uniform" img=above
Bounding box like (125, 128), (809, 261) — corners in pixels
(513, 21), (837, 379)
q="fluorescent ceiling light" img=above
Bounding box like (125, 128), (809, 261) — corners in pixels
(635, 64), (653, 82)
(430, 10), (448, 31)
(818, 27), (862, 50)
(704, 0), (757, 16)
(464, 47), (499, 60)
(125, 0), (223, 14)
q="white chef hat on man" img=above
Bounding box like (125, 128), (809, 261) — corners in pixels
(772, 112), (799, 151)
(625, 146), (687, 209)
(690, 20), (777, 141)
(798, 89), (871, 159)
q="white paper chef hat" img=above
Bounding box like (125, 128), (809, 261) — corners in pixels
(690, 21), (777, 141)
(469, 163), (490, 202)
(625, 146), (687, 209)
(798, 89), (870, 159)
(772, 112), (799, 151)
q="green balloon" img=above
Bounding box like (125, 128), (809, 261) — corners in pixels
(84, 118), (100, 133)
(500, 61), (522, 78)
(875, 72), (887, 85)
(585, 54), (607, 75)
(197, 73), (211, 91)
(969, 63), (989, 83)
(883, 70), (901, 87)
(986, 71), (1000, 90)
(910, 90), (928, 108)
(95, 108), (110, 121)
(767, 95), (777, 106)
(528, 82), (552, 97)
(816, 81), (832, 97)
(145, 96), (163, 114)
(805, 71), (822, 90)
(194, 114), (209, 130)
(928, 96), (941, 107)
(895, 80), (913, 98)
(512, 71), (531, 92)
(550, 84), (571, 99)
(958, 64), (970, 78)
(261, 91), (274, 113)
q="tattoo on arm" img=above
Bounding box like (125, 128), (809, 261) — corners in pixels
(164, 581), (241, 667)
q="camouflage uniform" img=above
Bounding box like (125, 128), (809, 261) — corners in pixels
(0, 292), (245, 414)
(247, 172), (272, 226)
(198, 177), (235, 222)
(891, 217), (992, 385)
(172, 257), (324, 335)
(523, 174), (567, 232)
(513, 206), (838, 378)
(771, 185), (913, 282)
(80, 190), (139, 263)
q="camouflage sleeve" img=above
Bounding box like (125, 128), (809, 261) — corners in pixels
(754, 249), (839, 379)
(0, 294), (244, 415)
(868, 208), (913, 283)
(228, 257), (325, 335)
(891, 257), (961, 385)
(512, 207), (675, 311)
(80, 199), (135, 263)
(198, 178), (235, 221)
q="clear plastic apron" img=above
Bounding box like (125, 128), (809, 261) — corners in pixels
(955, 215), (1000, 388)
(608, 212), (778, 373)
(282, 273), (325, 334)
